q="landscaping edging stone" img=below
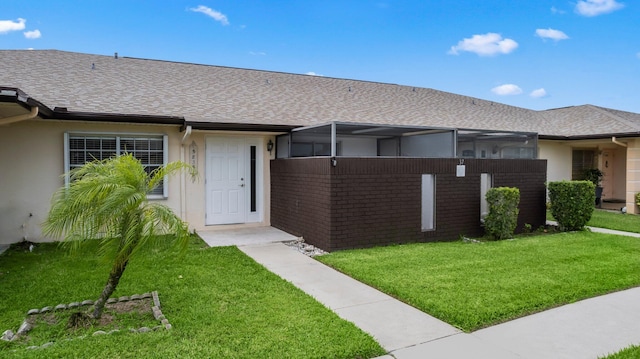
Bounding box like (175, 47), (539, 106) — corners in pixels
(2, 291), (170, 351)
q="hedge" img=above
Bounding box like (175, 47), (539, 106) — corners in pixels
(484, 187), (520, 240)
(548, 180), (595, 231)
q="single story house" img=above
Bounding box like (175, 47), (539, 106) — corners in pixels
(1, 50), (638, 250)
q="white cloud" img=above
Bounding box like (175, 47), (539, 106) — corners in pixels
(249, 51), (266, 56)
(448, 33), (518, 56)
(551, 6), (566, 14)
(636, 52), (640, 59)
(190, 5), (229, 25)
(305, 72), (323, 76)
(0, 18), (26, 34)
(24, 29), (41, 39)
(530, 88), (547, 98)
(491, 84), (523, 96)
(536, 28), (569, 41)
(575, 0), (624, 17)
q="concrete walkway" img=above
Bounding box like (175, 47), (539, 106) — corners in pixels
(198, 226), (298, 247)
(547, 220), (640, 238)
(239, 241), (640, 359)
(239, 242), (460, 352)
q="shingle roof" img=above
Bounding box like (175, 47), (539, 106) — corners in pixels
(538, 105), (640, 138)
(1, 50), (639, 137)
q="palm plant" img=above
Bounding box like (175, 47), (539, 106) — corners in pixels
(43, 153), (197, 319)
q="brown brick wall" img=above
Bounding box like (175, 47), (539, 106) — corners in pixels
(271, 157), (547, 251)
(270, 158), (333, 250)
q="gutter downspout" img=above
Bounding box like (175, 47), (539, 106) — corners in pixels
(180, 125), (193, 222)
(611, 136), (627, 147)
(0, 106), (39, 125)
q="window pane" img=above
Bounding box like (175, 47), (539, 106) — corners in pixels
(103, 139), (117, 151)
(134, 151), (149, 163)
(87, 151), (102, 161)
(480, 173), (492, 219)
(120, 139), (135, 153)
(68, 134), (165, 197)
(149, 151), (164, 165)
(421, 174), (435, 231)
(149, 139), (163, 150)
(135, 139), (150, 151)
(572, 150), (596, 180)
(85, 138), (101, 150)
(148, 185), (163, 196)
(69, 138), (85, 150)
(70, 150), (85, 165)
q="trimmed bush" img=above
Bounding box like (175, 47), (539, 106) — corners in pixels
(484, 187), (520, 240)
(548, 181), (595, 231)
(635, 192), (640, 208)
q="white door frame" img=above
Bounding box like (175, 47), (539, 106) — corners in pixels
(205, 136), (264, 225)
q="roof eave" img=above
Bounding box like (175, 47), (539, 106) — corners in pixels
(539, 132), (640, 141)
(184, 121), (298, 132)
(0, 86), (54, 117)
(51, 108), (185, 125)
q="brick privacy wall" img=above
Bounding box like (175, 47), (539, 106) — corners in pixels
(270, 158), (333, 250)
(271, 158), (547, 251)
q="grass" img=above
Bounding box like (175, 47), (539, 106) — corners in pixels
(317, 231), (640, 332)
(0, 238), (384, 358)
(547, 208), (640, 233)
(601, 345), (640, 358)
(588, 210), (640, 233)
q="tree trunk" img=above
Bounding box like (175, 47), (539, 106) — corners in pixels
(91, 260), (129, 319)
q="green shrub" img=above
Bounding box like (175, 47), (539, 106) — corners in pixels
(635, 192), (640, 208)
(484, 187), (520, 240)
(548, 181), (595, 231)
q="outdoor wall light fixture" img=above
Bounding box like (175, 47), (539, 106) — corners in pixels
(267, 139), (274, 153)
(331, 157), (337, 167)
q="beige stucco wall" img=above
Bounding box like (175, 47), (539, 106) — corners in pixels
(538, 140), (572, 184)
(625, 139), (640, 214)
(538, 139), (629, 203)
(0, 119), (186, 244)
(0, 119), (275, 245)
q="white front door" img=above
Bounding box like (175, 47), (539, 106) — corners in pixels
(206, 137), (246, 225)
(205, 136), (264, 225)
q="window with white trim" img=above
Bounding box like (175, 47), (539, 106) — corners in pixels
(65, 133), (168, 198)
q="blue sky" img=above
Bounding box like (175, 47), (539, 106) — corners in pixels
(1, 0), (639, 113)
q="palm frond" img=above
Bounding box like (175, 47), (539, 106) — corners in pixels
(148, 161), (198, 192)
(45, 153), (194, 263)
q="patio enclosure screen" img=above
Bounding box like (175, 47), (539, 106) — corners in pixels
(276, 122), (537, 159)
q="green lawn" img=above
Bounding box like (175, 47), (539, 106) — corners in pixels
(0, 238), (384, 358)
(602, 345), (640, 359)
(588, 210), (640, 233)
(547, 208), (640, 233)
(317, 232), (640, 332)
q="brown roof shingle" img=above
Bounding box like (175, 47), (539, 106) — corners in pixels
(1, 50), (639, 137)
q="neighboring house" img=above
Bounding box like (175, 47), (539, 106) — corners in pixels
(1, 50), (638, 250)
